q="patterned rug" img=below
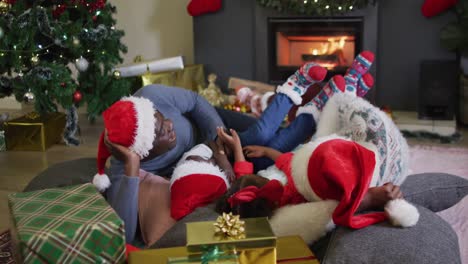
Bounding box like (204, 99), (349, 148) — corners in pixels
(0, 230), (15, 264)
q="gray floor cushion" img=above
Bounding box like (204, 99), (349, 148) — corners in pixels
(24, 158), (466, 263)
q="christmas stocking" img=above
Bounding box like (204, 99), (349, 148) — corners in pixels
(187, 0), (222, 17)
(422, 0), (458, 18)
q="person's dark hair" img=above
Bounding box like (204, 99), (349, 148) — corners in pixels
(215, 175), (275, 218)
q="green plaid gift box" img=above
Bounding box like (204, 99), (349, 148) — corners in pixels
(8, 183), (125, 264)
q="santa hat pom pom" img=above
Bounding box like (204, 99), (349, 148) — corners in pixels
(385, 199), (420, 227)
(93, 173), (111, 192)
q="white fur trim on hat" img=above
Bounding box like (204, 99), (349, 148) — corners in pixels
(257, 165), (287, 185)
(176, 144), (213, 167)
(270, 200), (338, 244)
(121, 97), (157, 158)
(291, 134), (350, 202)
(92, 173), (111, 192)
(385, 199), (420, 227)
(276, 84), (303, 105)
(170, 160), (229, 188)
(295, 103), (321, 123)
(260, 91), (275, 111)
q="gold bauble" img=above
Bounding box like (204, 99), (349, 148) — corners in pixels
(113, 70), (121, 79)
(31, 55), (39, 65)
(0, 1), (10, 14)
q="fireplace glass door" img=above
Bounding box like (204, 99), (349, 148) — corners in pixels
(268, 17), (363, 84)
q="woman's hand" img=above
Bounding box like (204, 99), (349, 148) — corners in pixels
(216, 127), (241, 153)
(208, 141), (236, 183)
(104, 131), (140, 177)
(243, 145), (268, 158)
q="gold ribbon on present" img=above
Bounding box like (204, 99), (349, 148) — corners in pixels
(214, 213), (246, 239)
(24, 112), (40, 120)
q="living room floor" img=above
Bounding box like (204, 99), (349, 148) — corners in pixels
(1, 112), (468, 233)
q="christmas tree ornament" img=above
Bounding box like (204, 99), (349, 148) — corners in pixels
(0, 27), (3, 39)
(0, 0), (10, 14)
(30, 55), (39, 65)
(73, 90), (82, 103)
(113, 70), (121, 79)
(198, 73), (225, 107)
(23, 90), (35, 104)
(75, 56), (89, 72)
(60, 82), (66, 88)
(72, 37), (80, 46)
(187, 0), (221, 16)
(421, 0), (458, 18)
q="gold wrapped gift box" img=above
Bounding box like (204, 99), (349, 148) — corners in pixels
(141, 64), (206, 92)
(129, 236), (317, 264)
(4, 112), (66, 151)
(129, 216), (317, 264)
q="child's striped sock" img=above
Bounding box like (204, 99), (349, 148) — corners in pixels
(296, 75), (346, 122)
(357, 73), (374, 97)
(344, 51), (375, 95)
(276, 62), (327, 105)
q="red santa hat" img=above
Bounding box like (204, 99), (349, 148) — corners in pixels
(291, 135), (419, 229)
(94, 96), (157, 192)
(170, 160), (230, 220)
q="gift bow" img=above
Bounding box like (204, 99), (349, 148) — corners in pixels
(228, 180), (284, 207)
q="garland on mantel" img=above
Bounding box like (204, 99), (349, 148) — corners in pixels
(256, 0), (377, 15)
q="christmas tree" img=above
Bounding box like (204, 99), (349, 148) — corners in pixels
(0, 0), (131, 145)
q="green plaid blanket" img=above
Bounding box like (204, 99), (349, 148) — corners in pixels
(8, 183), (125, 264)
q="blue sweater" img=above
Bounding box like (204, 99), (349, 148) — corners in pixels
(106, 85), (224, 243)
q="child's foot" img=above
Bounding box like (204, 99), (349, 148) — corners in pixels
(236, 86), (255, 105)
(295, 75), (346, 122)
(276, 63), (327, 105)
(356, 73), (374, 97)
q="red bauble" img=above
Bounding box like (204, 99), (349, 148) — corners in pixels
(60, 82), (66, 88)
(73, 90), (83, 103)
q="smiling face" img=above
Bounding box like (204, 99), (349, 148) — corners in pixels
(141, 111), (177, 161)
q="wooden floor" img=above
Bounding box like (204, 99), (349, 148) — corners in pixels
(1, 111), (468, 233)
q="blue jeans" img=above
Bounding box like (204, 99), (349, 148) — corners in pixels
(216, 94), (316, 171)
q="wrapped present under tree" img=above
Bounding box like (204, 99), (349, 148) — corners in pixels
(4, 112), (66, 151)
(8, 183), (126, 263)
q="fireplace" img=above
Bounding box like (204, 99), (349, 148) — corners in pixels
(268, 17), (364, 84)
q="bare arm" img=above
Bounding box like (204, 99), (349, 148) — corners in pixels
(243, 145), (283, 161)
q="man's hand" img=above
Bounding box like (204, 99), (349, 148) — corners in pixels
(104, 131), (140, 177)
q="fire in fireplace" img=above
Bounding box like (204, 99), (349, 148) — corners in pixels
(268, 17), (363, 84)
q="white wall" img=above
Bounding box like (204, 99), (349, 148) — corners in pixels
(112, 0), (194, 65)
